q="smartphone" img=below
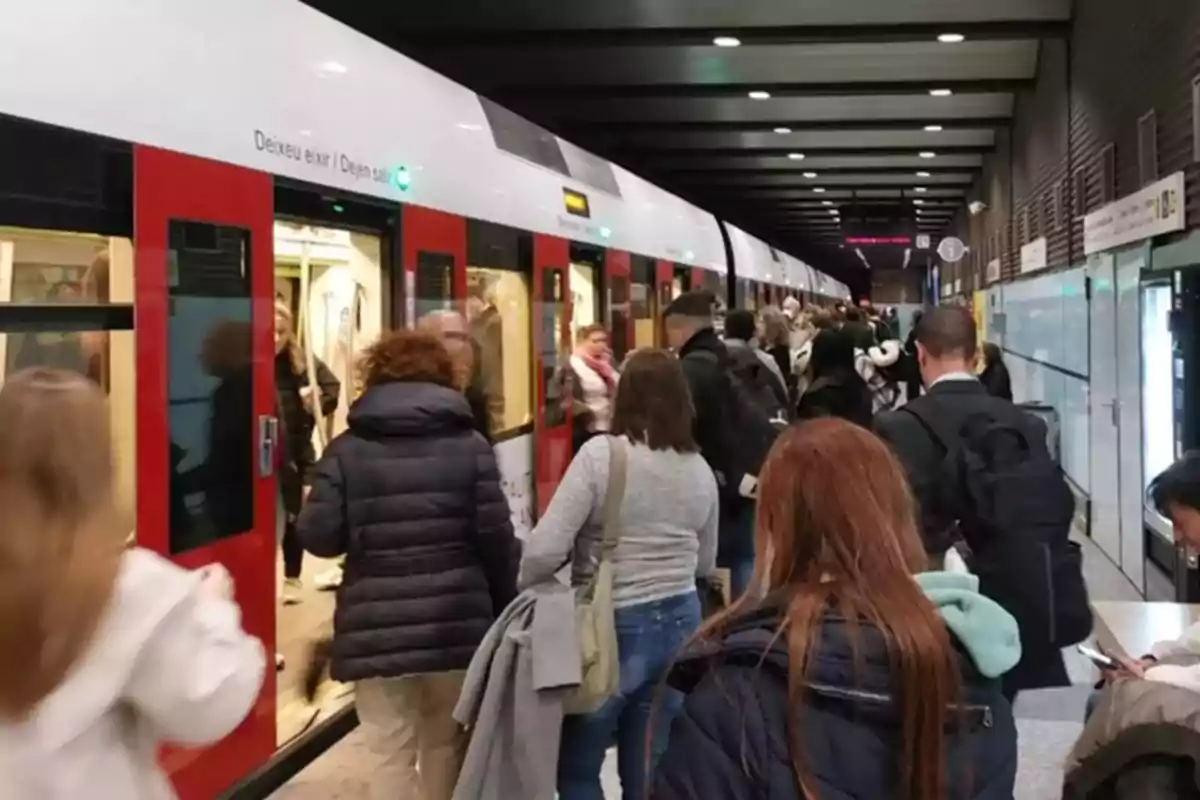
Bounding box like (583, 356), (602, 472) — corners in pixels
(1076, 643), (1118, 670)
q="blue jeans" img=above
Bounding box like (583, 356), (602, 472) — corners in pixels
(558, 591), (702, 800)
(717, 504), (756, 601)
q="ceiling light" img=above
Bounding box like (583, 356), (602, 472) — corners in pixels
(929, 88), (953, 97)
(773, 127), (792, 134)
(821, 200), (834, 206)
(829, 209), (839, 215)
(924, 125), (944, 132)
(787, 152), (806, 160)
(919, 151), (937, 159)
(813, 187), (826, 193)
(713, 36), (742, 47)
(803, 172), (818, 179)
(914, 199), (926, 205)
(938, 33), (966, 44)
(916, 171), (932, 177)
(915, 186), (928, 193)
(748, 90), (771, 100)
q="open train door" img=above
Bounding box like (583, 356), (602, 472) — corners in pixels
(133, 146), (277, 799)
(605, 249), (633, 364)
(534, 234), (572, 515)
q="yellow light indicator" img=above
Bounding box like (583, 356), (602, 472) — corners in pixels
(563, 188), (591, 218)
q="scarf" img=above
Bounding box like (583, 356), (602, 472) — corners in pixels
(580, 352), (617, 394)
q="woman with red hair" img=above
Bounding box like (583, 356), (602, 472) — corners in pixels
(651, 419), (1020, 800)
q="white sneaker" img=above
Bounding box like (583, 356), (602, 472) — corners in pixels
(282, 577), (304, 605)
(314, 567), (343, 591)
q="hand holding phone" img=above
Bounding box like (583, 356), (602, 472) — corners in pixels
(1076, 643), (1118, 670)
(1078, 643), (1147, 679)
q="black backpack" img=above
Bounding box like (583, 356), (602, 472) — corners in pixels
(688, 350), (783, 499)
(905, 401), (1092, 649)
(725, 348), (791, 429)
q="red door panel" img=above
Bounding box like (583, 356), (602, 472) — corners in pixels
(605, 249), (633, 362)
(655, 259), (673, 347)
(134, 145), (276, 799)
(691, 267), (706, 294)
(534, 234), (571, 515)
(401, 205), (467, 325)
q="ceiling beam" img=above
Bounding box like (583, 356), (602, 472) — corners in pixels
(621, 145), (989, 158)
(572, 117), (1011, 133)
(491, 79), (1030, 99)
(662, 166), (978, 177)
(392, 21), (1070, 48)
(690, 183), (969, 193)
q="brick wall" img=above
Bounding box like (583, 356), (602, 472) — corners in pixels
(960, 0), (1200, 284)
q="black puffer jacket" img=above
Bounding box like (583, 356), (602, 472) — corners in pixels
(296, 381), (519, 682)
(652, 606), (1017, 800)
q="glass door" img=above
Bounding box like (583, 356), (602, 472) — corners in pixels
(134, 145), (276, 798)
(1142, 278), (1175, 543)
(534, 234), (571, 514)
(606, 249), (632, 364)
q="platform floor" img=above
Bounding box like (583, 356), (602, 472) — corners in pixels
(272, 524), (1145, 799)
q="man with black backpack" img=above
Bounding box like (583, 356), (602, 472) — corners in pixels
(664, 292), (782, 600)
(722, 309), (793, 424)
(874, 306), (1091, 700)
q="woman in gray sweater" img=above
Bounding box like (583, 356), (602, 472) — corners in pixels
(519, 348), (719, 800)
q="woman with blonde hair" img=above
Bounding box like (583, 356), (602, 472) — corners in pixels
(274, 302), (340, 604)
(0, 368), (265, 798)
(652, 418), (1019, 799)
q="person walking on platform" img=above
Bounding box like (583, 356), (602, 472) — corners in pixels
(651, 419), (1020, 800)
(979, 341), (1014, 402)
(722, 309), (791, 417)
(0, 368), (265, 798)
(418, 309), (493, 443)
(664, 291), (778, 601)
(519, 348), (718, 800)
(874, 306), (1091, 701)
(795, 328), (874, 429)
(297, 330), (519, 800)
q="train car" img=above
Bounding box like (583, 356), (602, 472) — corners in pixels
(723, 223), (850, 311)
(0, 0), (851, 796)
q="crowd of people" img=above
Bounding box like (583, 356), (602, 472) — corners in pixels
(5, 288), (1200, 799)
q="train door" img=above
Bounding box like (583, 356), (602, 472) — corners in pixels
(134, 146), (276, 798)
(534, 234), (571, 514)
(403, 205), (466, 325)
(631, 255), (658, 351)
(656, 260), (674, 346)
(606, 249), (633, 363)
(271, 186), (394, 745)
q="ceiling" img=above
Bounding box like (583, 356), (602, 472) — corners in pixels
(303, 0), (1072, 280)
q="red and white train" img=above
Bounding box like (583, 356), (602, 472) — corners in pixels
(0, 0), (850, 796)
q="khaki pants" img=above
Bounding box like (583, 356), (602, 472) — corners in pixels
(355, 671), (468, 800)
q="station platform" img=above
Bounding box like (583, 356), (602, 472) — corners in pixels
(269, 523), (1157, 799)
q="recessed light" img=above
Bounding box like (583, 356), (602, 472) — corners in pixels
(919, 151), (937, 159)
(748, 90), (771, 100)
(813, 187), (826, 193)
(914, 199), (926, 205)
(929, 88), (953, 97)
(803, 172), (818, 179)
(829, 209), (839, 215)
(773, 127), (792, 134)
(713, 36), (742, 47)
(916, 171), (932, 177)
(787, 152), (806, 160)
(938, 33), (966, 44)
(821, 200), (833, 206)
(924, 125), (944, 132)
(915, 187), (928, 193)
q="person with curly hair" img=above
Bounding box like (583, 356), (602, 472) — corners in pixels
(297, 329), (519, 800)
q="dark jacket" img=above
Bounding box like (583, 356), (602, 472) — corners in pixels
(296, 381), (520, 682)
(873, 379), (1067, 695)
(980, 360), (1014, 402)
(652, 605), (1017, 800)
(678, 327), (735, 483)
(275, 352), (340, 515)
(796, 373), (874, 429)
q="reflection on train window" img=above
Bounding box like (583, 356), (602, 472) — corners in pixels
(0, 228), (136, 525)
(166, 221), (253, 555)
(416, 251), (455, 322)
(538, 267), (566, 420)
(467, 266), (532, 437)
(609, 272), (630, 363)
(274, 222), (382, 442)
(569, 260), (598, 338)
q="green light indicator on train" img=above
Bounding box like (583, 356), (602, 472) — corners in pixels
(394, 166), (412, 191)
(599, 226), (612, 239)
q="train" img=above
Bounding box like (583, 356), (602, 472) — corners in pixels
(0, 0), (850, 796)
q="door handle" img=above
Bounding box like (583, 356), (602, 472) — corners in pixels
(259, 415), (279, 478)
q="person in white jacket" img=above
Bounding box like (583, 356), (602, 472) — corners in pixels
(1094, 453), (1200, 697)
(0, 368), (266, 799)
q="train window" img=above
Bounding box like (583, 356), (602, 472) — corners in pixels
(609, 271), (630, 363)
(570, 260), (598, 334)
(631, 256), (656, 350)
(415, 251), (455, 321)
(274, 221), (383, 440)
(538, 267), (566, 420)
(466, 266), (532, 438)
(166, 221), (253, 554)
(0, 227), (136, 528)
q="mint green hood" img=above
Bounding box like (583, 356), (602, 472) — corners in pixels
(915, 571), (1022, 679)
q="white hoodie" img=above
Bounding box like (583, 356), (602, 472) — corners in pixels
(0, 548), (266, 799)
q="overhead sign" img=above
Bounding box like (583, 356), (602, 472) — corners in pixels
(1084, 171), (1186, 255)
(1020, 237), (1048, 274)
(916, 234), (931, 250)
(986, 258), (1001, 284)
(938, 236), (967, 263)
